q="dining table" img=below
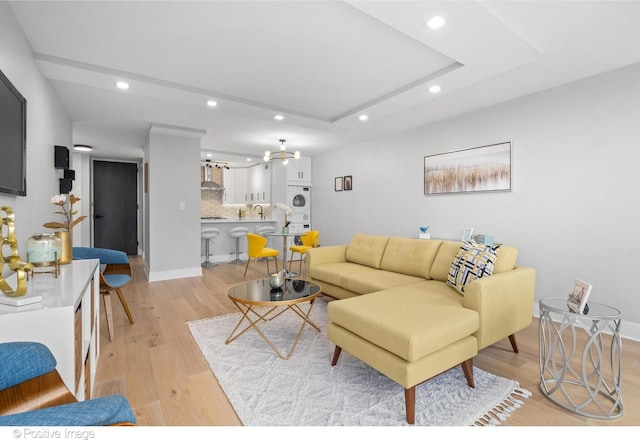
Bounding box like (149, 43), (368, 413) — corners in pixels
(265, 231), (301, 277)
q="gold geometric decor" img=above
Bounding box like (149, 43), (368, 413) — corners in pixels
(0, 206), (34, 297)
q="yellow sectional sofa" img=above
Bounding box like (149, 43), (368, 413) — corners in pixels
(306, 233), (536, 424)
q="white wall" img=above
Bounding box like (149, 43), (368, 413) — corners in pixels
(144, 124), (203, 281)
(312, 61), (640, 340)
(0, 3), (76, 277)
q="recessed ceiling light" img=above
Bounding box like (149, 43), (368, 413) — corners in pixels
(358, 114), (368, 121)
(116, 81), (129, 90)
(206, 100), (217, 107)
(426, 15), (446, 30)
(429, 85), (442, 94)
(205, 153), (212, 158)
(274, 115), (285, 121)
(246, 158), (252, 162)
(73, 144), (93, 152)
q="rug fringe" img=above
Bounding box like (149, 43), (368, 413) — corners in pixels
(473, 383), (532, 426)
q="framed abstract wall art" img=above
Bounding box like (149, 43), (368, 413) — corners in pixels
(424, 142), (512, 195)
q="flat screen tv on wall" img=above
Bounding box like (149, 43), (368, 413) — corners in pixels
(0, 68), (27, 196)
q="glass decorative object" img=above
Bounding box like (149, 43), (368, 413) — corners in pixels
(26, 233), (62, 263)
(270, 272), (285, 289)
(26, 233), (61, 277)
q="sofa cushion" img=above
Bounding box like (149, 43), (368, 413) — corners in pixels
(493, 245), (518, 273)
(446, 241), (500, 294)
(309, 262), (376, 287)
(430, 241), (464, 281)
(380, 280), (463, 308)
(341, 270), (424, 295)
(380, 238), (442, 279)
(327, 290), (479, 362)
(345, 233), (390, 269)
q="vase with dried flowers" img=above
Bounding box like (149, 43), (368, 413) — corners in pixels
(43, 194), (87, 264)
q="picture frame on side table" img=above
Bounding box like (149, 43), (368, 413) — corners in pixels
(461, 227), (474, 242)
(567, 278), (592, 314)
(334, 177), (343, 191)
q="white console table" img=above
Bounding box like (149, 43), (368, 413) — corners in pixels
(0, 259), (100, 401)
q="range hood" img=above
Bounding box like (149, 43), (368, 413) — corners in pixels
(201, 163), (224, 190)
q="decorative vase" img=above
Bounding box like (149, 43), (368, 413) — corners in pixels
(282, 226), (289, 234)
(55, 231), (72, 265)
(26, 233), (62, 264)
(270, 272), (285, 289)
(270, 288), (284, 301)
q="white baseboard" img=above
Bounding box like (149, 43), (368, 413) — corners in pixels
(148, 266), (202, 282)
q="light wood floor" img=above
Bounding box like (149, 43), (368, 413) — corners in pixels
(93, 256), (640, 426)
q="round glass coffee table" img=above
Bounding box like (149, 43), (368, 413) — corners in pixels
(226, 278), (321, 360)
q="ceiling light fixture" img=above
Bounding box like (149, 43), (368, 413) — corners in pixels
(426, 15), (446, 30)
(263, 139), (300, 165)
(274, 115), (285, 121)
(201, 160), (224, 190)
(429, 85), (442, 94)
(206, 100), (217, 107)
(73, 144), (93, 152)
(116, 81), (129, 90)
(358, 114), (368, 121)
(213, 161), (230, 170)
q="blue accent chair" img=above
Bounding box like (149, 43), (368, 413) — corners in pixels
(73, 247), (135, 341)
(0, 342), (136, 425)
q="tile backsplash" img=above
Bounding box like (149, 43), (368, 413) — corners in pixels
(200, 165), (271, 219)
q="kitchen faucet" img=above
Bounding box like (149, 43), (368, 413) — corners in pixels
(254, 204), (264, 220)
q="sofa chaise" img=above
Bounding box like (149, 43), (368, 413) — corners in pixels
(305, 233), (536, 424)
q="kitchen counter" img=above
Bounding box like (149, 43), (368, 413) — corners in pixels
(201, 219), (279, 264)
(201, 218), (277, 224)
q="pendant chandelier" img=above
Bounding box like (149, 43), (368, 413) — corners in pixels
(263, 139), (300, 165)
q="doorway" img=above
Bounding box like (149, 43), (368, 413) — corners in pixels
(93, 160), (138, 255)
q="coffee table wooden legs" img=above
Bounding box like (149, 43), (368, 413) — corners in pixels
(226, 299), (320, 360)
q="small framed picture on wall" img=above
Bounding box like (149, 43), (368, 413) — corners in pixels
(335, 177), (343, 191)
(344, 175), (353, 191)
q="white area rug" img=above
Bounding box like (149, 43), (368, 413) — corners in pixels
(187, 299), (530, 426)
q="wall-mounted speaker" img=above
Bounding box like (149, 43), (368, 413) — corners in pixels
(54, 145), (69, 169)
(64, 169), (75, 180)
(59, 178), (72, 194)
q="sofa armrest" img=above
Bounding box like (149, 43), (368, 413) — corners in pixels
(462, 266), (536, 350)
(306, 245), (348, 267)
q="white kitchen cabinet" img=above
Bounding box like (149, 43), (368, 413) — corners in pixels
(222, 168), (235, 204)
(0, 259), (101, 401)
(223, 168), (248, 204)
(248, 163), (271, 203)
(287, 156), (312, 185)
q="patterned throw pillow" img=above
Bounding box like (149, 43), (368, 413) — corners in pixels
(447, 241), (501, 294)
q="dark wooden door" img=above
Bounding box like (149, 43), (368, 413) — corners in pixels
(93, 160), (138, 254)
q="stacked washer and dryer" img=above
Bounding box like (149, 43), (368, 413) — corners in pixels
(286, 185), (311, 236)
